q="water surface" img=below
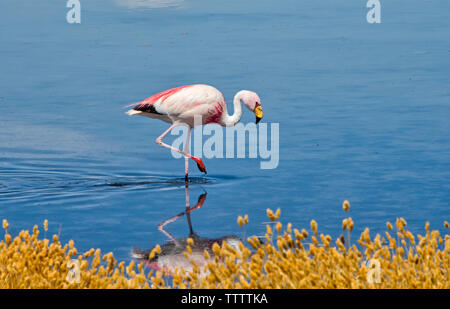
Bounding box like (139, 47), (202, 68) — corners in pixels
(0, 0), (449, 261)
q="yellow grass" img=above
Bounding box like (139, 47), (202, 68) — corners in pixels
(1, 203), (449, 289)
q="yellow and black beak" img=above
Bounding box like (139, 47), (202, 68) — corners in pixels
(254, 104), (263, 124)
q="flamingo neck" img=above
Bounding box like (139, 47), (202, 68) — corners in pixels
(222, 91), (244, 127)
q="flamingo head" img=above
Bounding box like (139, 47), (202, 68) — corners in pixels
(239, 90), (263, 124)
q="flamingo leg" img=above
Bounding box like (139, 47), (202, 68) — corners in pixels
(156, 124), (207, 175)
(184, 127), (191, 181)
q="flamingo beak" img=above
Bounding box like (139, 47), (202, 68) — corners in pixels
(254, 105), (263, 124)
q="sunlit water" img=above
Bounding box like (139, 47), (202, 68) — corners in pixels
(0, 0), (449, 262)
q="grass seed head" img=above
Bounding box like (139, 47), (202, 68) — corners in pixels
(343, 200), (350, 212)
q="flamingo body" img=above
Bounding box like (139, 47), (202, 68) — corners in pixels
(127, 84), (227, 127)
(126, 84), (263, 179)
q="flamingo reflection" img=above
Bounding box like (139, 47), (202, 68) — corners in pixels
(132, 183), (241, 273)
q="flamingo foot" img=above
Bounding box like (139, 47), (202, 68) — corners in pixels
(192, 157), (207, 174)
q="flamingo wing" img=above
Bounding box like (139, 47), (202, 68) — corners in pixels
(130, 84), (225, 121)
(130, 85), (194, 115)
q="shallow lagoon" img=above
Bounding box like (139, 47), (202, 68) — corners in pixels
(0, 0), (449, 261)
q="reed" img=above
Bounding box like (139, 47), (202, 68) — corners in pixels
(1, 203), (448, 289)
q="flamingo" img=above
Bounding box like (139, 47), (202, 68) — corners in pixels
(126, 84), (263, 180)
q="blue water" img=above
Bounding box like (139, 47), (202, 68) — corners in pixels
(0, 0), (449, 262)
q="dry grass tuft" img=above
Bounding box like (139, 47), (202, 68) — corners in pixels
(1, 205), (449, 289)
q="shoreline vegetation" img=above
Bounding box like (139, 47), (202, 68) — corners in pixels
(1, 202), (449, 289)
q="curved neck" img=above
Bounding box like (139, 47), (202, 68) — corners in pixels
(222, 92), (243, 127)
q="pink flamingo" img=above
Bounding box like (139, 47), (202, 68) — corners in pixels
(126, 84), (263, 180)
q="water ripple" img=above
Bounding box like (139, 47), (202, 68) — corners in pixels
(0, 163), (242, 206)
